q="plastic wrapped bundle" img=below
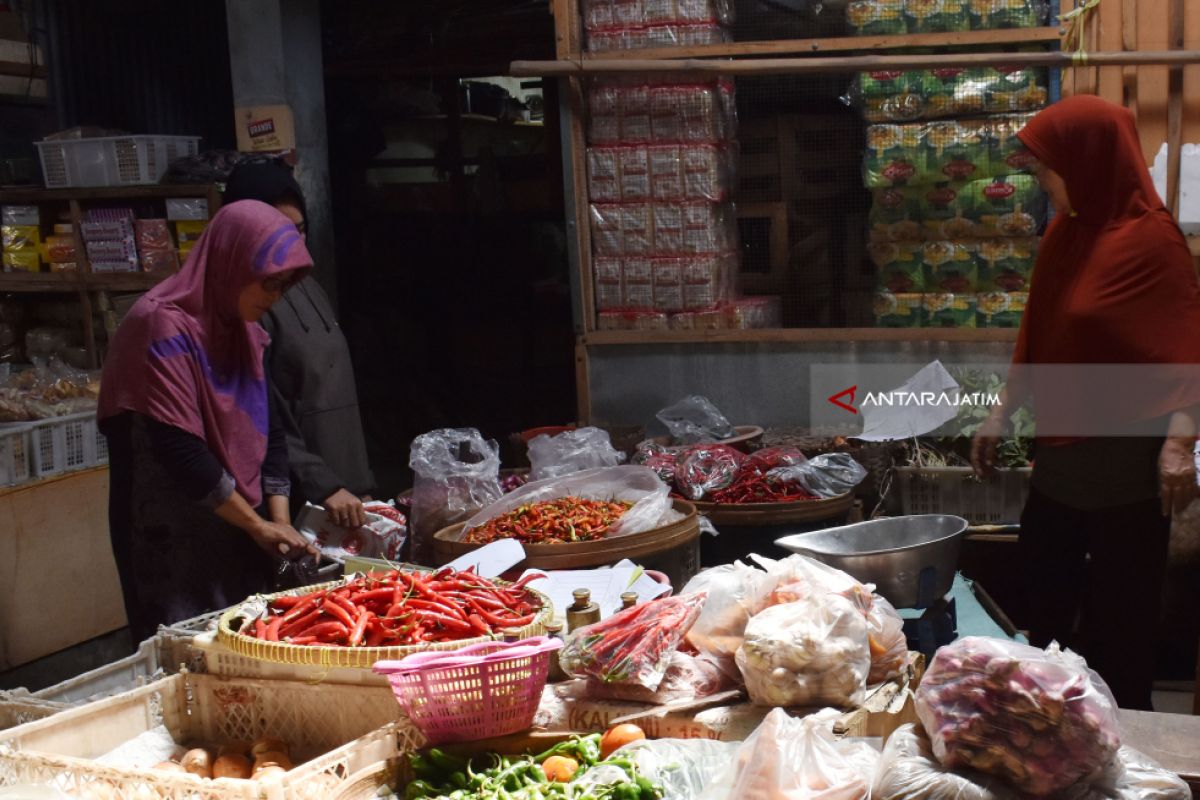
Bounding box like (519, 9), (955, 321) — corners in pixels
(737, 596), (872, 708)
(874, 724), (1190, 800)
(699, 708), (879, 800)
(675, 443), (746, 500)
(915, 637), (1122, 796)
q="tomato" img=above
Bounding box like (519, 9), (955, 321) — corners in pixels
(541, 755), (579, 782)
(600, 723), (646, 760)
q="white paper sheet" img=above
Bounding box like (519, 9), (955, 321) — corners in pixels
(856, 360), (961, 442)
(442, 539), (526, 578)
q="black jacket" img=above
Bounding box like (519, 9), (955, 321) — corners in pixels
(262, 277), (375, 507)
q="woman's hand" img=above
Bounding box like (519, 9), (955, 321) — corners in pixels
(971, 405), (1007, 478)
(324, 488), (366, 529)
(1158, 437), (1198, 516)
(249, 519), (319, 559)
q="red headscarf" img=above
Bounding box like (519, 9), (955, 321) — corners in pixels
(99, 201), (312, 505)
(1011, 96), (1200, 440)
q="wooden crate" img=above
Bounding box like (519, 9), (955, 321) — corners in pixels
(0, 672), (420, 800)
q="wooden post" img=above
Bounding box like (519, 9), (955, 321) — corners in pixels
(574, 339), (591, 424)
(1165, 0), (1185, 218)
(1121, 0), (1138, 119)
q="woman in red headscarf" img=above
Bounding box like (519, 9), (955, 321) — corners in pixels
(100, 200), (319, 641)
(972, 96), (1200, 709)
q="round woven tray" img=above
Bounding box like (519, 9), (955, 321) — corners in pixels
(432, 499), (699, 570)
(217, 577), (554, 669)
(692, 491), (855, 527)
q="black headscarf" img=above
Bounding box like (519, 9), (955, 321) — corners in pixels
(223, 159), (308, 227)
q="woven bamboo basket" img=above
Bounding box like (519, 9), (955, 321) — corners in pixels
(692, 491), (855, 526)
(216, 578), (553, 671)
(0, 671), (423, 800)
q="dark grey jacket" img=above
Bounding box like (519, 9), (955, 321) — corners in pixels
(262, 277), (375, 506)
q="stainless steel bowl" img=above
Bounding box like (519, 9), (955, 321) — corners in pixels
(774, 515), (968, 608)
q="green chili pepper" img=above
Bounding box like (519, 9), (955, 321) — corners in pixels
(403, 780), (437, 800)
(611, 785), (641, 800)
(409, 754), (441, 782)
(635, 775), (660, 799)
(428, 749), (468, 774)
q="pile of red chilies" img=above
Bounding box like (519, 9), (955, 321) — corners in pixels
(250, 567), (543, 647)
(708, 474), (815, 504)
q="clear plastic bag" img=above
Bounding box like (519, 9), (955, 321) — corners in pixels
(454, 465), (673, 541)
(408, 428), (503, 565)
(675, 443), (746, 500)
(656, 394), (735, 444)
(699, 708), (879, 800)
(737, 596), (871, 708)
(683, 560), (766, 663)
(767, 453), (868, 498)
(584, 648), (735, 704)
(560, 592), (707, 690)
(915, 637), (1122, 796)
(615, 738), (741, 800)
(632, 440), (681, 483)
(875, 725), (1190, 800)
(528, 426), (627, 481)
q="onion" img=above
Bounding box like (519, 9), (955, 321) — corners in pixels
(213, 754), (252, 780)
(181, 748), (213, 779)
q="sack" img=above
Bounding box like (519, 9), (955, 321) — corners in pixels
(915, 637), (1122, 796)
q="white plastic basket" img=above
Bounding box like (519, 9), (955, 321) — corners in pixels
(895, 466), (1031, 525)
(0, 672), (419, 800)
(30, 638), (160, 707)
(0, 693), (65, 734)
(155, 608), (226, 674)
(0, 423), (31, 487)
(36, 135), (200, 188)
(28, 412), (102, 478)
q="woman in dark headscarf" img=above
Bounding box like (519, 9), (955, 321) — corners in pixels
(972, 95), (1200, 709)
(101, 201), (318, 641)
(224, 160), (376, 528)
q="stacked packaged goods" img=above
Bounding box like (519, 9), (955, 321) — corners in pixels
(582, 0), (734, 53)
(852, 67), (1050, 328)
(584, 17), (778, 330)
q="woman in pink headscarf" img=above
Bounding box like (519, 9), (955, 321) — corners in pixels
(100, 200), (319, 641)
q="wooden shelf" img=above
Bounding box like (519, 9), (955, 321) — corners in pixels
(583, 26), (1064, 62)
(0, 184), (215, 204)
(581, 327), (1020, 345)
(0, 271), (170, 293)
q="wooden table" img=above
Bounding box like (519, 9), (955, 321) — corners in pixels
(0, 467), (126, 669)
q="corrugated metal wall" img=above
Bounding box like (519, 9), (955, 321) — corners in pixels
(33, 0), (234, 147)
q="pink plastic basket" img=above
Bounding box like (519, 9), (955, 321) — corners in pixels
(373, 637), (562, 744)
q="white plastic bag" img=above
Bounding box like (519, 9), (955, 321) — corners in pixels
(750, 554), (908, 684)
(528, 426), (627, 480)
(615, 738), (741, 800)
(767, 453), (868, 498)
(737, 596), (871, 708)
(295, 500), (407, 563)
(656, 394), (736, 444)
(699, 708), (879, 800)
(584, 649), (736, 704)
(915, 637), (1122, 796)
(453, 465), (673, 541)
(683, 561), (766, 663)
(408, 428), (502, 564)
(875, 724), (1190, 800)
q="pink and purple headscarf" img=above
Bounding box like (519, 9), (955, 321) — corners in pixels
(99, 200), (312, 506)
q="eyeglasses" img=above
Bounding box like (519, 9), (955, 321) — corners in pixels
(261, 274), (298, 294)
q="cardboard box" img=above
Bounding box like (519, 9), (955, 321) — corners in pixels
(235, 104), (296, 152)
(85, 238), (137, 263)
(80, 219), (134, 242)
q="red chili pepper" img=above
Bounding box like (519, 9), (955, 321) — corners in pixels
(270, 595), (303, 609)
(253, 620), (268, 639)
(349, 610), (372, 647)
(296, 621), (348, 640)
(265, 615), (284, 642)
(279, 608), (322, 639)
(323, 599), (357, 630)
(466, 614), (490, 636)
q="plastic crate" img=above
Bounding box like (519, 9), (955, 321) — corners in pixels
(0, 423), (31, 487)
(36, 135), (200, 188)
(0, 672), (420, 800)
(30, 638), (159, 707)
(895, 466), (1031, 525)
(0, 692), (67, 733)
(28, 412), (102, 478)
(155, 608), (226, 674)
